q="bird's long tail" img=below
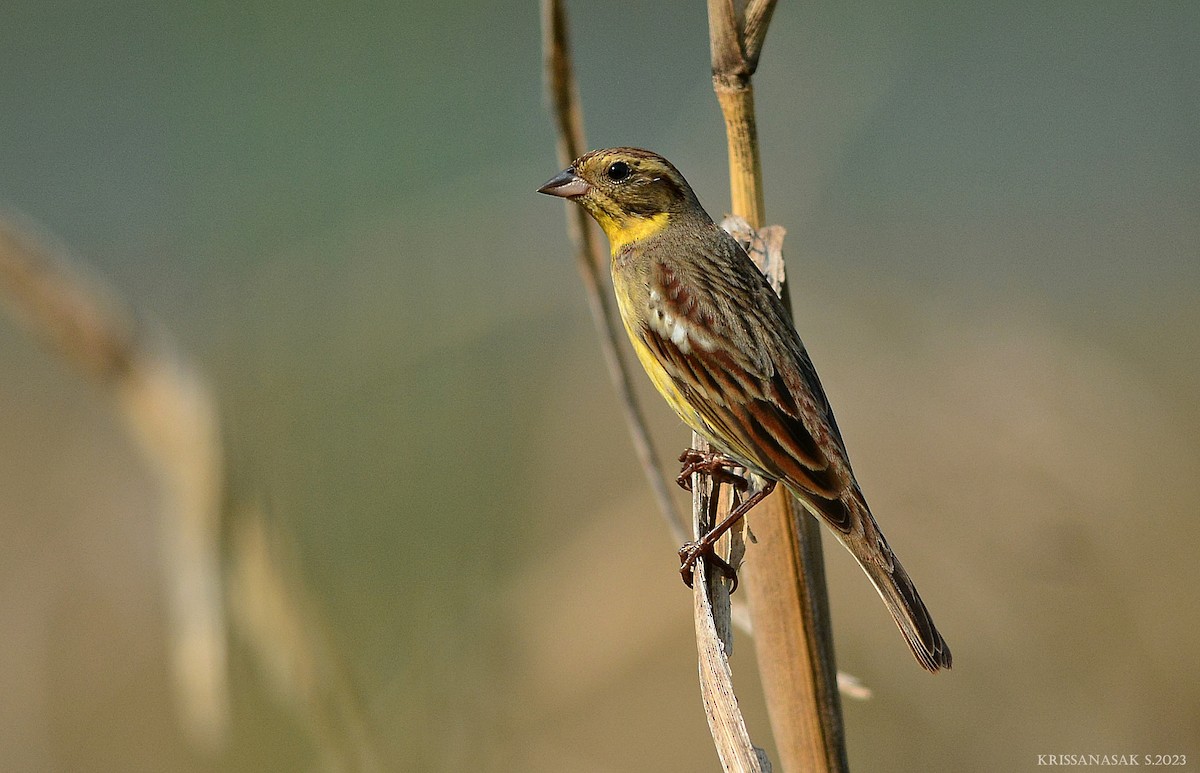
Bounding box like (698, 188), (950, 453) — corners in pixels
(790, 488), (952, 672)
(854, 539), (952, 672)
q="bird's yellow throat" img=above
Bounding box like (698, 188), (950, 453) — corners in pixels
(592, 210), (670, 253)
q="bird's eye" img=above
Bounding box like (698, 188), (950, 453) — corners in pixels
(606, 161), (631, 182)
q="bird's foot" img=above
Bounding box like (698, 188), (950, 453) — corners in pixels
(675, 478), (777, 595)
(676, 448), (749, 492)
(678, 540), (740, 593)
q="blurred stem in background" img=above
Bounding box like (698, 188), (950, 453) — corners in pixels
(0, 219), (230, 748)
(0, 218), (379, 771)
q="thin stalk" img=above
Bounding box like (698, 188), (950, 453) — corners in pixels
(706, 3), (849, 771)
(540, 0), (687, 545)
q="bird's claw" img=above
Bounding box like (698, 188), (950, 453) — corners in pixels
(678, 540), (740, 593)
(676, 448), (749, 492)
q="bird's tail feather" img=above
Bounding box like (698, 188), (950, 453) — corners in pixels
(856, 547), (953, 672)
(789, 486), (952, 672)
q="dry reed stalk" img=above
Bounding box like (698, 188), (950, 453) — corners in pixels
(707, 3), (849, 770)
(541, 0), (688, 545)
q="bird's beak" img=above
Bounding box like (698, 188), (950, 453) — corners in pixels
(537, 168), (591, 198)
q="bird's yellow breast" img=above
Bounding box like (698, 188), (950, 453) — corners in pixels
(613, 282), (711, 439)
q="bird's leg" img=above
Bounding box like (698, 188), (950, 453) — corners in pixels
(676, 448), (750, 492)
(679, 478), (777, 593)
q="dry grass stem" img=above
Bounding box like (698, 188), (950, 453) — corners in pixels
(708, 5), (849, 771)
(540, 0), (687, 545)
(540, 1), (769, 764)
(691, 448), (771, 772)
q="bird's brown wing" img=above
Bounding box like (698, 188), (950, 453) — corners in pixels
(638, 241), (952, 671)
(638, 252), (858, 532)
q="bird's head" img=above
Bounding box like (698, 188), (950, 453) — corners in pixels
(538, 147), (703, 252)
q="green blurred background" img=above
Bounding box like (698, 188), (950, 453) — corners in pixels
(2, 1), (1197, 771)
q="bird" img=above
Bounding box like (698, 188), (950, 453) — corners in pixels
(538, 147), (951, 672)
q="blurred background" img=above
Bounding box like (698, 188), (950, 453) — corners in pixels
(2, 1), (1197, 771)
